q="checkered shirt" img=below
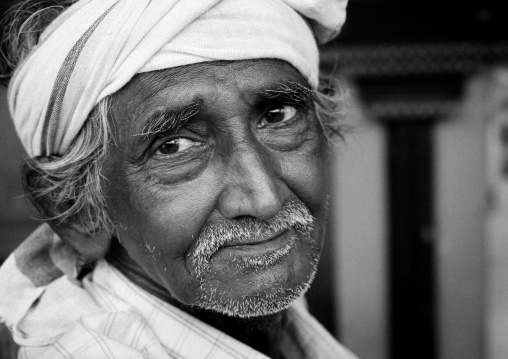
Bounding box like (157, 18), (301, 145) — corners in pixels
(0, 254), (357, 359)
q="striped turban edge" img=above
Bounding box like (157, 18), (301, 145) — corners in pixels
(8, 0), (347, 157)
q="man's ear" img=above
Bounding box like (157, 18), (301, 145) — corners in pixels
(23, 162), (112, 263)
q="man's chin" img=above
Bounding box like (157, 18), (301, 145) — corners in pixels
(194, 264), (317, 318)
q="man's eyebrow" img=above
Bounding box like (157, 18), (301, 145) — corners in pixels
(133, 103), (200, 138)
(259, 81), (312, 103)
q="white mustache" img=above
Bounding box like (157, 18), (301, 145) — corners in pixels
(190, 199), (315, 274)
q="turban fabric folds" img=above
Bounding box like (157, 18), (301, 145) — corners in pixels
(8, 0), (347, 157)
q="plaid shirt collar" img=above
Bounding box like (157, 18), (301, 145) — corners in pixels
(0, 225), (357, 359)
(87, 260), (357, 359)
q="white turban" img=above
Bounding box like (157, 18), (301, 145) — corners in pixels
(8, 0), (347, 157)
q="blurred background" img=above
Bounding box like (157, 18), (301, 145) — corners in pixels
(1, 0), (508, 358)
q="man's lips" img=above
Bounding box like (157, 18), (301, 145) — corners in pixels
(210, 227), (296, 268)
(219, 228), (289, 249)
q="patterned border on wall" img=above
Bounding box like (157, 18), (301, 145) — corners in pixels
(322, 42), (508, 77)
(368, 100), (458, 122)
(321, 42), (508, 121)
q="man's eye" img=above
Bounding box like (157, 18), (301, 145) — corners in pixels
(156, 138), (198, 155)
(263, 105), (297, 125)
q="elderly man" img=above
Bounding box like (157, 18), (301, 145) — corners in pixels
(0, 0), (355, 358)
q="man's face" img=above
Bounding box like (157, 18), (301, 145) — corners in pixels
(102, 59), (330, 317)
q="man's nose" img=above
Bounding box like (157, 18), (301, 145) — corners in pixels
(217, 142), (287, 221)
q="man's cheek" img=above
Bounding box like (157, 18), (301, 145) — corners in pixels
(127, 236), (205, 305)
(281, 157), (328, 211)
(158, 256), (204, 303)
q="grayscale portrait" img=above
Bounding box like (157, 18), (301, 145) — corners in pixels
(0, 1), (355, 358)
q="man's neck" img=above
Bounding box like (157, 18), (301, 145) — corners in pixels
(105, 238), (285, 359)
(185, 306), (285, 358)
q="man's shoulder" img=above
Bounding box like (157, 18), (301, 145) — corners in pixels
(0, 227), (358, 359)
(283, 303), (359, 359)
(0, 247), (169, 358)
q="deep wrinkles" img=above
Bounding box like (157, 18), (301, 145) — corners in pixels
(189, 198), (319, 318)
(190, 198), (315, 278)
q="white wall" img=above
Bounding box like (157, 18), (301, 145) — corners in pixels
(483, 67), (508, 359)
(435, 72), (487, 359)
(333, 87), (389, 359)
(334, 74), (489, 359)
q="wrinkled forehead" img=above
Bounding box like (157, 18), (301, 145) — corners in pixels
(116, 59), (305, 97)
(111, 59), (309, 122)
